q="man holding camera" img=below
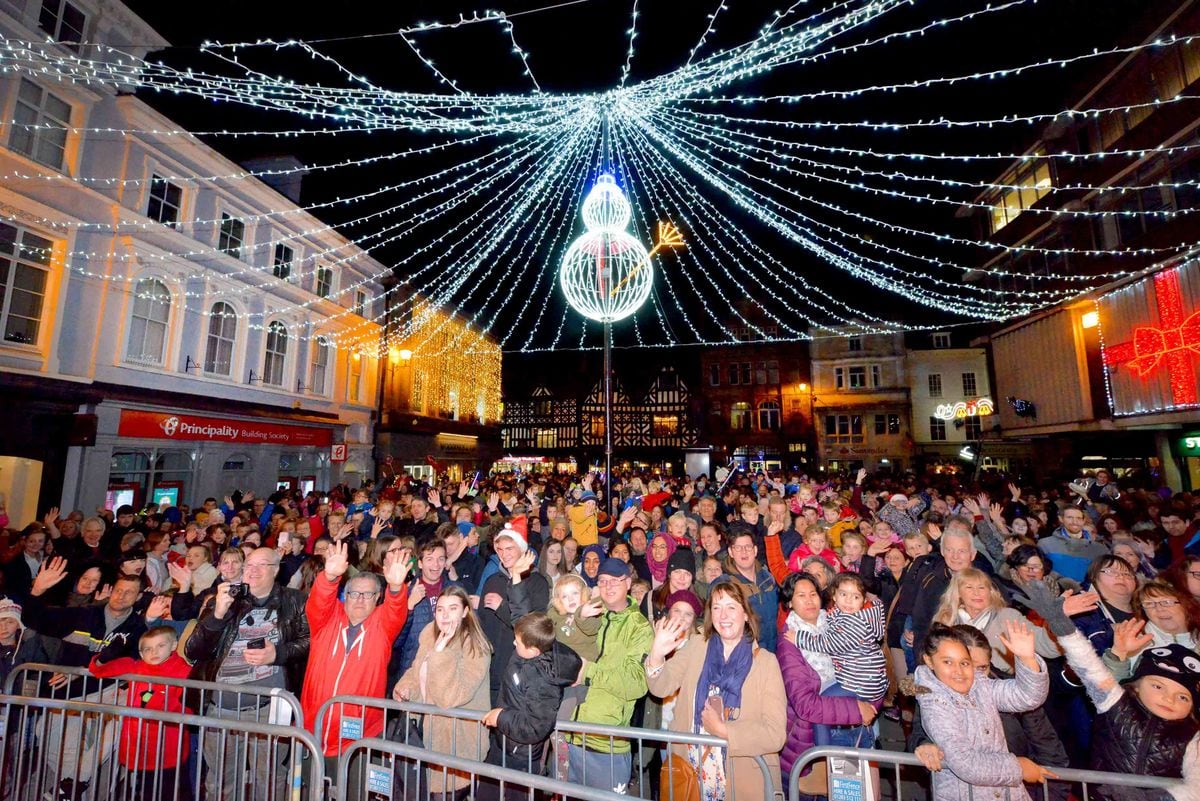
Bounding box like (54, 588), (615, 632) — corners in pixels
(186, 547), (310, 801)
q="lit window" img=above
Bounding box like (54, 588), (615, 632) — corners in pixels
(348, 352), (363, 402)
(147, 176), (182, 228)
(125, 278), (170, 365)
(536, 428), (557, 448)
(888, 414), (901, 435)
(263, 321), (288, 386)
(218, 214), (244, 259)
(652, 414), (679, 437)
(9, 79), (70, 170)
(204, 302), (236, 376)
(731, 402), (751, 431)
(0, 221), (52, 346)
(825, 414), (864, 444)
(989, 156), (1054, 233)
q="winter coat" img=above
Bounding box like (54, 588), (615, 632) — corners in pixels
(956, 606), (1062, 674)
(571, 599), (654, 753)
(1036, 530), (1109, 584)
(390, 574), (462, 684)
(301, 574), (409, 757)
(393, 625), (491, 792)
(185, 584), (310, 694)
(478, 568), (550, 706)
(24, 594), (146, 696)
(487, 640), (582, 773)
(88, 653), (192, 770)
(647, 633), (786, 801)
(913, 657), (1049, 801)
(715, 569), (779, 653)
(0, 627), (48, 692)
(777, 634), (864, 779)
(547, 604), (601, 663)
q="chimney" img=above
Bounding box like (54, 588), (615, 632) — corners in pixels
(240, 155), (308, 204)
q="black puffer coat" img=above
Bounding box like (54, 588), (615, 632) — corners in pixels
(1091, 692), (1198, 801)
(485, 639), (582, 774)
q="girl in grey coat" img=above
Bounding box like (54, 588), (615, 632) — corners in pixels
(914, 621), (1054, 801)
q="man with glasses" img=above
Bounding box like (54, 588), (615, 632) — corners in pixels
(301, 541), (410, 786)
(717, 531), (779, 652)
(186, 547), (310, 801)
(567, 557), (653, 792)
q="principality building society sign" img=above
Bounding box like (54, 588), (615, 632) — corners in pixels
(118, 410), (333, 447)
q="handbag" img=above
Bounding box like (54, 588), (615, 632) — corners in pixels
(660, 751), (703, 801)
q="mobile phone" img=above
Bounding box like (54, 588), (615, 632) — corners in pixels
(247, 638), (266, 650)
(705, 695), (725, 719)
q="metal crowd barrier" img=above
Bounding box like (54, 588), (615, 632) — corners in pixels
(6, 662), (304, 727)
(0, 692), (323, 801)
(338, 738), (637, 801)
(788, 746), (1179, 801)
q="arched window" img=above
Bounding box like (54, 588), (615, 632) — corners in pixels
(758, 400), (781, 431)
(204, 302), (236, 376)
(310, 335), (329, 395)
(263, 320), (288, 386)
(125, 277), (170, 365)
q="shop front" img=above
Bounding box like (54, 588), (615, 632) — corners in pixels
(64, 404), (342, 513)
(376, 420), (502, 485)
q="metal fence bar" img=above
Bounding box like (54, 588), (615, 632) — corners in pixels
(6, 663), (304, 727)
(338, 737), (637, 801)
(788, 746), (1177, 801)
(0, 693), (322, 801)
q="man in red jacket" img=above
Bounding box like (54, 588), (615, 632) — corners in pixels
(301, 541), (409, 785)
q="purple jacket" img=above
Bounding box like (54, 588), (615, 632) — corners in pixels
(777, 633), (864, 778)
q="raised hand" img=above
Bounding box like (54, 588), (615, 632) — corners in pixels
(997, 619), (1039, 669)
(766, 519), (785, 537)
(243, 491), (255, 502)
(856, 468), (867, 485)
(1060, 589), (1101, 618)
(370, 516), (386, 539)
(43, 507), (59, 529)
(961, 497), (981, 517)
(337, 522), (357, 541)
(94, 584), (112, 602)
(385, 553), (410, 591)
(31, 557), (69, 597)
(989, 503), (1005, 523)
(976, 493), (991, 511)
(487, 492), (500, 512)
(324, 541), (350, 579)
(510, 549), (536, 582)
(427, 488), (441, 507)
(648, 615), (688, 664)
(579, 598), (605, 619)
(458, 481), (470, 499)
(1008, 483), (1022, 502)
(925, 522), (942, 541)
(168, 562), (192, 592)
(1110, 618), (1154, 662)
(146, 595), (172, 622)
(213, 581), (237, 619)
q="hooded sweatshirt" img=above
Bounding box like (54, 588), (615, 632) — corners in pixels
(488, 639), (583, 773)
(88, 652), (193, 770)
(300, 573), (409, 756)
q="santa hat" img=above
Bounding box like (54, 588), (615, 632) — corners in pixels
(494, 522), (528, 553)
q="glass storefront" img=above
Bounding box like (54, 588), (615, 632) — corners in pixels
(108, 448), (195, 511)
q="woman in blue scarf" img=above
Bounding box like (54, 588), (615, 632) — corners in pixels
(645, 581), (787, 801)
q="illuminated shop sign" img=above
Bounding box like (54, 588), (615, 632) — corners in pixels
(933, 398), (995, 421)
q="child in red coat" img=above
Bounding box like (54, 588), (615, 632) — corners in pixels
(89, 622), (192, 801)
(788, 526), (843, 573)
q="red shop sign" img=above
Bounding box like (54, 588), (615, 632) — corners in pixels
(118, 409), (334, 447)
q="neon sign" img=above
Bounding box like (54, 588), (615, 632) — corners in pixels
(934, 397), (995, 421)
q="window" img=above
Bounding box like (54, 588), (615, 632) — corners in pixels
(874, 414), (887, 435)
(825, 414), (864, 444)
(263, 321), (288, 386)
(315, 267), (333, 298)
(871, 364), (881, 387)
(755, 362), (767, 385)
(848, 366), (867, 388)
(272, 244), (293, 280)
(348, 353), (363, 402)
(354, 290), (367, 318)
(728, 364), (740, 385)
(740, 362), (751, 385)
(928, 374), (943, 398)
(658, 371), (678, 389)
(310, 336), (329, 395)
(929, 416), (947, 441)
(38, 0), (85, 50)
(218, 214), (244, 259)
(536, 428), (557, 448)
(965, 416), (982, 440)
(534, 399), (551, 417)
(709, 364), (720, 386)
(652, 414), (679, 437)
(9, 79), (70, 169)
(203, 302), (236, 376)
(888, 414), (901, 435)
(834, 367), (844, 389)
(758, 401), (781, 431)
(932, 332), (951, 349)
(730, 402), (751, 431)
(848, 336), (862, 352)
(961, 372), (978, 397)
(0, 222), (52, 345)
(146, 176), (182, 228)
(767, 360), (780, 384)
(124, 278), (170, 364)
(989, 155), (1054, 233)
(588, 415), (605, 439)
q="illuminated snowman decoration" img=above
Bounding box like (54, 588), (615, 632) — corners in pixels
(560, 174), (681, 323)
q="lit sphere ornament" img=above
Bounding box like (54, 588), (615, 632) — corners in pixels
(560, 175), (653, 324)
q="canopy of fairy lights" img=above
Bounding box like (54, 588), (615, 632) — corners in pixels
(3, 0), (1199, 356)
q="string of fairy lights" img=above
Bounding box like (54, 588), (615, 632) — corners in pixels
(3, 0), (1200, 356)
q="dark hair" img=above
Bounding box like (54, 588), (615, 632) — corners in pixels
(921, 622), (974, 661)
(418, 538), (447, 559)
(779, 572), (823, 610)
(1006, 544), (1051, 573)
(1159, 503), (1189, 523)
(1162, 554), (1200, 600)
(1086, 553), (1134, 592)
(826, 571), (867, 600)
(955, 625), (991, 654)
(514, 612), (556, 653)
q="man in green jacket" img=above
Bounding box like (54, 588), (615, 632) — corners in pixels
(569, 557), (654, 792)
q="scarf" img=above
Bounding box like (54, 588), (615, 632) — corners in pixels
(579, 545), (606, 588)
(786, 610), (835, 691)
(693, 633), (754, 732)
(958, 607), (996, 632)
(646, 534), (677, 585)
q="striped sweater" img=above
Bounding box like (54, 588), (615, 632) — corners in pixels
(794, 603), (888, 702)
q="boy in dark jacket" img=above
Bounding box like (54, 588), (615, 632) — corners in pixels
(481, 612), (582, 787)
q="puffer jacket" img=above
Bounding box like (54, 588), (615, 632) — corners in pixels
(88, 653), (192, 770)
(777, 634), (863, 778)
(571, 599), (653, 753)
(488, 640), (582, 773)
(185, 584), (310, 694)
(301, 574), (408, 756)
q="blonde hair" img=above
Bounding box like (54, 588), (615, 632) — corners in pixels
(551, 574), (590, 614)
(932, 568), (1006, 625)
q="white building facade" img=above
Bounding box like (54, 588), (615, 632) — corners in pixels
(0, 0), (385, 515)
(905, 340), (995, 467)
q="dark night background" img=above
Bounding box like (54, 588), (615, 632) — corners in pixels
(119, 0), (1163, 386)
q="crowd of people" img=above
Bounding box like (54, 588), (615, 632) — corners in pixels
(0, 463), (1199, 801)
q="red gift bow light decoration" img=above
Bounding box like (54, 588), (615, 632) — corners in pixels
(1102, 269), (1200, 406)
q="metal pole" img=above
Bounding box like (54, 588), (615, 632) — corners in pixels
(604, 319), (613, 508)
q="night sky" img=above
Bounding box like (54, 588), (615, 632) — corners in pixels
(117, 0), (1157, 367)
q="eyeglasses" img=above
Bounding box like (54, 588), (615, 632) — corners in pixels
(1188, 570), (1200, 580)
(1020, 563), (1045, 571)
(596, 578), (626, 588)
(1099, 569), (1135, 579)
(1141, 599), (1180, 610)
(730, 544), (756, 552)
(345, 590), (378, 601)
